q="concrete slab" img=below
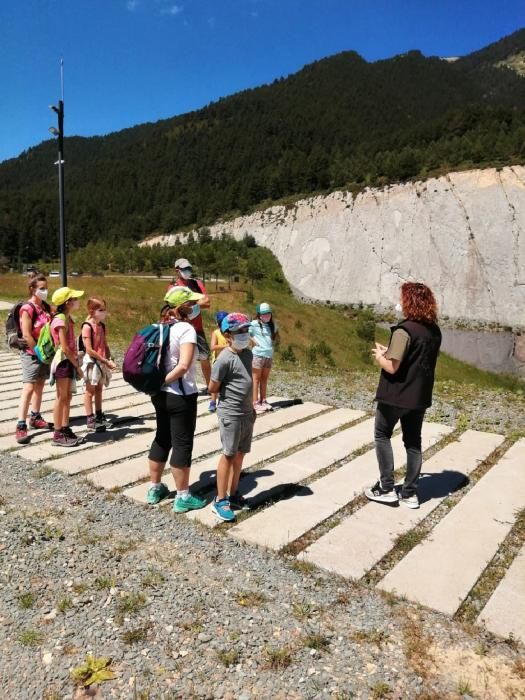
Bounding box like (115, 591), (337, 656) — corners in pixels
(478, 545), (525, 644)
(378, 438), (525, 615)
(86, 399), (316, 488)
(231, 422), (453, 550)
(124, 407), (364, 504)
(0, 378), (127, 410)
(187, 416), (376, 527)
(302, 429), (503, 579)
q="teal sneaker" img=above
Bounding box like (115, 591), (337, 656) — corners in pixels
(212, 498), (236, 522)
(146, 483), (170, 505)
(172, 493), (206, 513)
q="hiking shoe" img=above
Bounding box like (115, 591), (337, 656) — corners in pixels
(15, 422), (29, 445)
(52, 429), (79, 447)
(29, 414), (53, 430)
(399, 493), (420, 509)
(260, 400), (273, 412)
(86, 415), (97, 432)
(212, 498), (236, 522)
(146, 483), (170, 505)
(172, 494), (207, 513)
(253, 401), (266, 415)
(364, 481), (398, 505)
(208, 400), (217, 413)
(94, 417), (107, 432)
(229, 492), (250, 511)
(97, 413), (113, 428)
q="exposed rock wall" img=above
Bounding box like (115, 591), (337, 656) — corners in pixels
(146, 166), (525, 327)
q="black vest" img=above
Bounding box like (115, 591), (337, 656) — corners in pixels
(375, 320), (442, 410)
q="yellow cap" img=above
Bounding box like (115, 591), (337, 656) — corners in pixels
(51, 286), (84, 306)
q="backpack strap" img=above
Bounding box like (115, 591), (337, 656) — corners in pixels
(81, 321), (95, 348)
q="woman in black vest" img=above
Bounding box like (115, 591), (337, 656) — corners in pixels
(366, 282), (441, 509)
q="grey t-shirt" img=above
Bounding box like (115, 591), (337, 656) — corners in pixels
(211, 347), (253, 417)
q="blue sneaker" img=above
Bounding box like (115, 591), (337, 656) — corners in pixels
(212, 498), (236, 522)
(208, 400), (217, 413)
(146, 483), (170, 505)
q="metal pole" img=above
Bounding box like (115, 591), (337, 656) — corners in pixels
(57, 98), (67, 286)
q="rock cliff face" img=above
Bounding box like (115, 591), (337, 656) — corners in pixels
(146, 166), (525, 327)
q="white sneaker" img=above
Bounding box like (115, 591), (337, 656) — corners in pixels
(254, 401), (266, 415)
(399, 493), (420, 509)
(364, 481), (398, 505)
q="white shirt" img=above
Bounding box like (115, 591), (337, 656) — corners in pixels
(162, 321), (198, 396)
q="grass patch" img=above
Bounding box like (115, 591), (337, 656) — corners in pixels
(402, 619), (433, 678)
(121, 626), (148, 645)
(371, 682), (391, 699)
(351, 629), (389, 647)
(303, 631), (330, 652)
(217, 649), (241, 667)
(93, 576), (116, 591)
(32, 465), (53, 479)
(512, 658), (525, 680)
(115, 592), (146, 623)
(291, 600), (317, 621)
(394, 527), (430, 554)
(141, 568), (166, 589)
(18, 629), (44, 647)
(18, 592), (35, 609)
(235, 590), (268, 607)
(290, 560), (317, 575)
(457, 678), (474, 694)
(262, 645), (294, 671)
(112, 539), (138, 556)
(57, 597), (74, 613)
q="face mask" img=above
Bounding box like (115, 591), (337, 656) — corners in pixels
(95, 310), (106, 321)
(395, 303), (403, 314)
(35, 288), (48, 301)
(232, 333), (250, 350)
(179, 269), (192, 280)
(187, 303), (200, 320)
(260, 313), (271, 323)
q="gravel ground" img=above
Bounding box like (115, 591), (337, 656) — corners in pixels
(1, 365), (524, 699)
(1, 452), (524, 699)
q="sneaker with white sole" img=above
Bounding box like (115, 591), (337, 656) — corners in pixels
(364, 481), (398, 505)
(399, 493), (420, 509)
(172, 493), (206, 513)
(146, 483), (170, 505)
(212, 498), (236, 522)
(253, 401), (266, 415)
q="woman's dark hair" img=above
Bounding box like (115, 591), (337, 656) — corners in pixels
(257, 313), (276, 339)
(159, 304), (177, 323)
(401, 282), (438, 324)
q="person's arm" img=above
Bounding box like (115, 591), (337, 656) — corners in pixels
(210, 330), (221, 353)
(208, 378), (221, 394)
(164, 342), (195, 384)
(20, 309), (34, 350)
(195, 279), (210, 310)
(371, 343), (400, 375)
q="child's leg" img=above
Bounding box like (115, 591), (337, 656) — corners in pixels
(54, 378), (71, 429)
(18, 383), (34, 423)
(94, 383), (104, 413)
(84, 383), (95, 416)
(216, 453), (234, 501)
(252, 366), (262, 403)
(228, 452), (245, 496)
(30, 377), (46, 415)
(259, 366), (271, 402)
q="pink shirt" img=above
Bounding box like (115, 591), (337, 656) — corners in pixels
(82, 321), (107, 359)
(20, 302), (50, 356)
(50, 315), (77, 356)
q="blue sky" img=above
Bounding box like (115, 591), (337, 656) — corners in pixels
(1, 0), (523, 163)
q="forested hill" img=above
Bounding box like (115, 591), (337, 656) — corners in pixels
(2, 28), (525, 264)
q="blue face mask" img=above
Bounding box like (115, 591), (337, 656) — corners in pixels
(187, 303), (200, 320)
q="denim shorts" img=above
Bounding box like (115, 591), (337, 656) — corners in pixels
(218, 413), (255, 457)
(20, 352), (50, 383)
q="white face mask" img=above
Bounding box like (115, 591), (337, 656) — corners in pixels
(232, 333), (250, 350)
(35, 288), (48, 301)
(95, 310), (106, 321)
(179, 269), (192, 280)
(187, 303), (200, 320)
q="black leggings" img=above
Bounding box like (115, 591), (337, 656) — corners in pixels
(148, 391), (198, 467)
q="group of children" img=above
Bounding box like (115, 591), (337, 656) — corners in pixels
(15, 275), (115, 447)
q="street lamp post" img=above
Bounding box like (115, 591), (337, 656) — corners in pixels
(49, 60), (67, 286)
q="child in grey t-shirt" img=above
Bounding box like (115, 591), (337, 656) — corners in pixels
(208, 313), (255, 522)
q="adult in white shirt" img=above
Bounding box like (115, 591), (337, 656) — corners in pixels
(146, 286), (207, 514)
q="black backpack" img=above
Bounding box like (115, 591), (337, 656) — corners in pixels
(5, 301), (37, 351)
(77, 321), (105, 355)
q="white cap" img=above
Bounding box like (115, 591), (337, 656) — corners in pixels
(174, 258), (191, 269)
